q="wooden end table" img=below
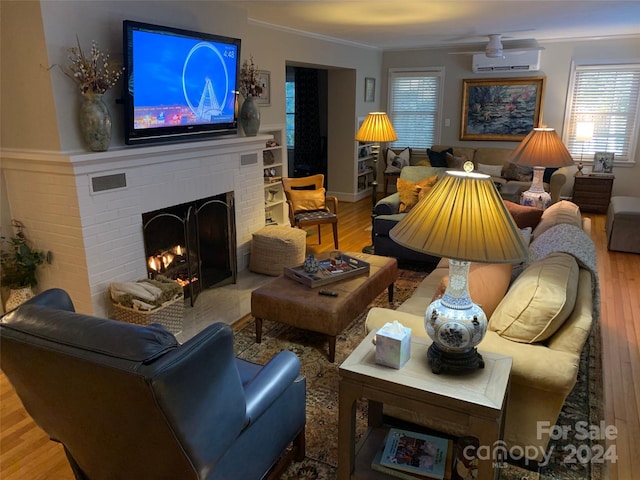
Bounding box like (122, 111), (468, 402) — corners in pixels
(571, 174), (615, 213)
(338, 330), (512, 479)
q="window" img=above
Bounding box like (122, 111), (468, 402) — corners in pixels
(387, 68), (444, 149)
(285, 81), (295, 147)
(563, 63), (640, 164)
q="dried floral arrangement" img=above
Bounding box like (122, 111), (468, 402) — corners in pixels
(58, 37), (124, 95)
(239, 56), (263, 99)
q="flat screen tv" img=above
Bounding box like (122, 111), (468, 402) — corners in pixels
(123, 20), (241, 145)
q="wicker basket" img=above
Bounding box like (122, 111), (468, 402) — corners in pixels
(112, 295), (184, 334)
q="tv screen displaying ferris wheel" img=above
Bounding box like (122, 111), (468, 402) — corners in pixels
(123, 20), (241, 145)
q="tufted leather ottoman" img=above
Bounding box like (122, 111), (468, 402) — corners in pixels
(249, 225), (307, 276)
(606, 196), (640, 254)
(251, 253), (398, 362)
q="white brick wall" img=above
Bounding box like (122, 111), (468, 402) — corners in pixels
(2, 135), (270, 316)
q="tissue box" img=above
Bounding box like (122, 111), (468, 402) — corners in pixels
(375, 322), (411, 369)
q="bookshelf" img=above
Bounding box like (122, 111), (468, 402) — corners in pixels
(260, 125), (289, 226)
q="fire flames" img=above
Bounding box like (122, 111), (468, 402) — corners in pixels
(147, 245), (197, 286)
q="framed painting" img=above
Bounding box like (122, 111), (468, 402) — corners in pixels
(256, 70), (271, 106)
(593, 152), (615, 173)
(460, 76), (545, 141)
(365, 77), (375, 102)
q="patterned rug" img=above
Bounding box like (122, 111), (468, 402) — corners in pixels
(233, 268), (605, 480)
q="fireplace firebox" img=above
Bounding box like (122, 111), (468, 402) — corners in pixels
(142, 192), (237, 305)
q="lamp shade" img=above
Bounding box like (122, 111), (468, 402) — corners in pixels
(389, 168), (528, 264)
(509, 127), (574, 167)
(355, 112), (398, 143)
(576, 122), (594, 142)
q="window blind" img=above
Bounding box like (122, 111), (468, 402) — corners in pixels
(564, 64), (640, 163)
(388, 69), (444, 149)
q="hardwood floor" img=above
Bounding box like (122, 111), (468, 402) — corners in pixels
(1, 198), (637, 479)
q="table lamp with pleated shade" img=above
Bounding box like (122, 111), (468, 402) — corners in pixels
(390, 162), (529, 374)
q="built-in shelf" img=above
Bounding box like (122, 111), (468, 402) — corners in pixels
(261, 125), (289, 226)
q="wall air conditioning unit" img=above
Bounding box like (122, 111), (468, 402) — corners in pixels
(472, 50), (541, 73)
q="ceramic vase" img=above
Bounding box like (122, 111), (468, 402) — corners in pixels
(303, 254), (319, 273)
(80, 93), (112, 152)
(239, 95), (261, 136)
(5, 286), (35, 312)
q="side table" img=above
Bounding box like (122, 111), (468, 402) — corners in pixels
(338, 330), (512, 480)
(571, 174), (614, 213)
(383, 172), (400, 197)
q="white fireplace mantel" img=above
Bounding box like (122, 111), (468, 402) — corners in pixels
(1, 134), (270, 316)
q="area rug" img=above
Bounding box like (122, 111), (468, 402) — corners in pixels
(233, 268), (604, 480)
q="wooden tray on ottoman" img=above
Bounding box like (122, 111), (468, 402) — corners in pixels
(284, 254), (370, 288)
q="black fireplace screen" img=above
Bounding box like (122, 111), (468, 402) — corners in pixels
(142, 192), (237, 305)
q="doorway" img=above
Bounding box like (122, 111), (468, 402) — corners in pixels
(286, 66), (328, 180)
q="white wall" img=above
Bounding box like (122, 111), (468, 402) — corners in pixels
(0, 0), (382, 306)
(381, 37), (640, 197)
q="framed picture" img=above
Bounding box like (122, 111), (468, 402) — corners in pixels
(365, 77), (375, 102)
(256, 70), (271, 106)
(460, 77), (546, 141)
(593, 152), (615, 173)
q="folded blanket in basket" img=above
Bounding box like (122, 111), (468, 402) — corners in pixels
(110, 276), (182, 310)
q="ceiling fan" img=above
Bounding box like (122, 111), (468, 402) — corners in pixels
(449, 34), (544, 58)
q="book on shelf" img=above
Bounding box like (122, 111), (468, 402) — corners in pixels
(372, 428), (452, 480)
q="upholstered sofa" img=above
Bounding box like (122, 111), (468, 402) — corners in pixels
(366, 201), (598, 461)
(384, 145), (569, 202)
(375, 146), (571, 262)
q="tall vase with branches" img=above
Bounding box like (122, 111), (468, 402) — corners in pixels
(238, 56), (263, 136)
(55, 37), (124, 151)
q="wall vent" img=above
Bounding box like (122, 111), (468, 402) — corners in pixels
(91, 173), (127, 193)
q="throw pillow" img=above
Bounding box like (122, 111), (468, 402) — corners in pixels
(426, 148), (453, 167)
(286, 188), (326, 213)
(503, 163), (533, 181)
(531, 200), (582, 239)
(431, 263), (513, 318)
(385, 147), (411, 173)
(503, 200), (544, 229)
(543, 167), (558, 184)
(489, 252), (580, 343)
(445, 152), (468, 169)
(477, 163), (504, 177)
(397, 175), (439, 213)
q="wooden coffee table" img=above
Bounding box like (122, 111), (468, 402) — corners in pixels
(250, 253), (398, 362)
(338, 329), (512, 479)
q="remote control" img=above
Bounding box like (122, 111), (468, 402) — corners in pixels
(319, 290), (338, 297)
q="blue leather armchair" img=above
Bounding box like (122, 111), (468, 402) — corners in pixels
(0, 289), (306, 480)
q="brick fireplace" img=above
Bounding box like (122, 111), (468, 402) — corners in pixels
(1, 135), (270, 316)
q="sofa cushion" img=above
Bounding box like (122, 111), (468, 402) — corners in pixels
(473, 147), (514, 166)
(431, 262), (513, 318)
(504, 200), (544, 229)
(426, 148), (452, 167)
(489, 252), (580, 343)
(385, 147), (410, 173)
(504, 163), (533, 181)
(446, 152), (468, 169)
(397, 175), (438, 213)
(532, 200), (582, 239)
(287, 188), (326, 212)
(477, 163), (504, 177)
